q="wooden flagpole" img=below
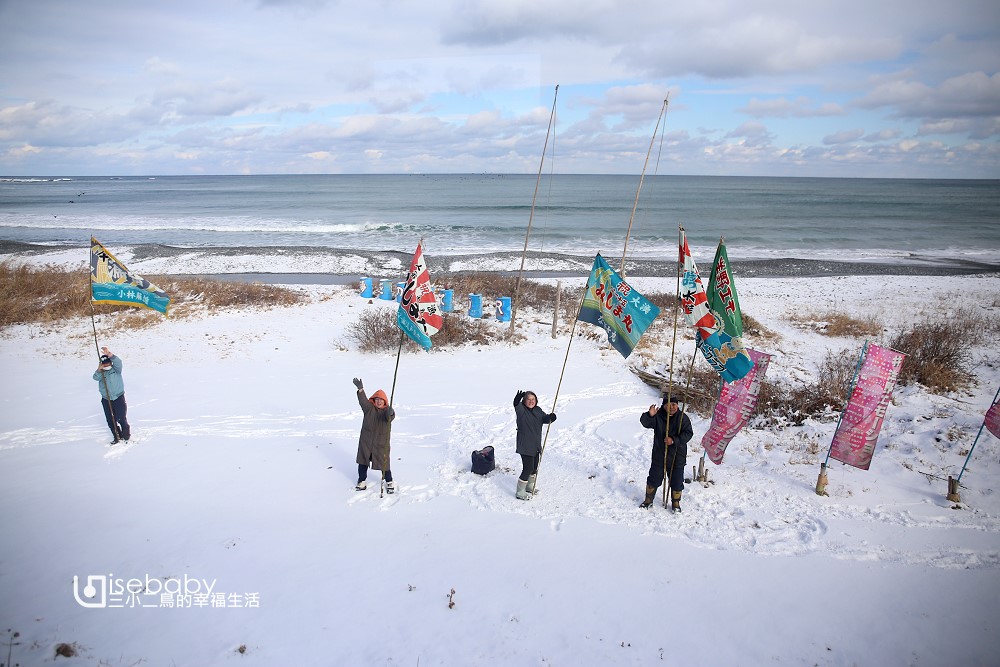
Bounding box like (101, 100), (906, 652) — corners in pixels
(510, 85), (559, 336)
(89, 265), (121, 443)
(620, 96), (669, 278)
(533, 282), (589, 489)
(382, 237), (425, 497)
(659, 225), (684, 507)
(816, 341), (868, 496)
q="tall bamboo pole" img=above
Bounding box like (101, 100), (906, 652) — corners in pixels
(620, 96), (669, 278)
(660, 225), (683, 507)
(533, 284), (589, 489)
(510, 85), (559, 335)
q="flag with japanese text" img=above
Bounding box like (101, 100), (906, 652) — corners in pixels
(577, 254), (660, 358)
(701, 349), (771, 464)
(679, 230), (753, 382)
(985, 389), (1000, 440)
(396, 241), (442, 351)
(90, 237), (170, 314)
(829, 342), (906, 470)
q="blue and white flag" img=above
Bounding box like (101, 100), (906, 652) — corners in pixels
(90, 237), (170, 314)
(577, 254), (660, 358)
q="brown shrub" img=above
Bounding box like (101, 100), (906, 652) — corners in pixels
(889, 320), (972, 392)
(754, 348), (858, 426)
(344, 306), (519, 353)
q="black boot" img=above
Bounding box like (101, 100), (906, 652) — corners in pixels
(639, 485), (656, 508)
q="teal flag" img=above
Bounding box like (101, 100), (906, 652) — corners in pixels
(90, 237), (170, 314)
(577, 254), (660, 358)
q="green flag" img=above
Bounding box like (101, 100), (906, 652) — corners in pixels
(707, 238), (744, 339)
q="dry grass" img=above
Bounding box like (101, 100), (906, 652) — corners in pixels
(790, 310), (883, 338)
(0, 262), (307, 330)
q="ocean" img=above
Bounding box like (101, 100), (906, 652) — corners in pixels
(1, 174), (999, 277)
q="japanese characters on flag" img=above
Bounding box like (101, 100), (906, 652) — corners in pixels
(396, 241), (442, 351)
(829, 342), (906, 470)
(90, 237), (171, 314)
(679, 230), (753, 382)
(577, 254), (660, 358)
(701, 349), (772, 464)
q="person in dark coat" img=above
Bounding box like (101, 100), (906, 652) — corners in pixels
(92, 346), (130, 445)
(513, 389), (556, 500)
(352, 377), (396, 493)
(639, 395), (693, 511)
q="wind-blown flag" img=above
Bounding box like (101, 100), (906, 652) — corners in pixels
(577, 254), (660, 358)
(829, 342), (906, 470)
(396, 241), (442, 350)
(701, 349), (771, 464)
(679, 231), (753, 382)
(90, 237), (170, 314)
(985, 391), (1000, 440)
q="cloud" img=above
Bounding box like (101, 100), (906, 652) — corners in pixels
(742, 97), (845, 118)
(823, 129), (865, 145)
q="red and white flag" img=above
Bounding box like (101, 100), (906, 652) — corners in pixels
(701, 349), (771, 464)
(829, 343), (906, 470)
(396, 241), (442, 350)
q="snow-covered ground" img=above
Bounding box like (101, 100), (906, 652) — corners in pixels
(1, 273), (999, 665)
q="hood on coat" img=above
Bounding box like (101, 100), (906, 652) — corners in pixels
(370, 389), (389, 405)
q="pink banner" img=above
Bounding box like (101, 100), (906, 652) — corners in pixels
(829, 343), (906, 470)
(701, 349), (771, 464)
(985, 395), (1000, 440)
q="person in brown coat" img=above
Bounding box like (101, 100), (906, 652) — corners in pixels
(353, 377), (396, 493)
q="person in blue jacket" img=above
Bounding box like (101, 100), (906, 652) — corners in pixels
(513, 390), (556, 500)
(93, 346), (130, 445)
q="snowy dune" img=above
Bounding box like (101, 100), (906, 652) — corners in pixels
(1, 271), (999, 665)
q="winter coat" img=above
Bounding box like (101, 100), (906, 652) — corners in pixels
(640, 406), (693, 459)
(356, 389), (395, 470)
(93, 356), (125, 400)
(513, 392), (556, 457)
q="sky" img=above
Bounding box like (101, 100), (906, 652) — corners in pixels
(1, 0), (999, 178)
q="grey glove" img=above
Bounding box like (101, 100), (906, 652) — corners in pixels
(352, 378), (363, 390)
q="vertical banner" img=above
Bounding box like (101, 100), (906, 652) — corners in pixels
(577, 254), (661, 358)
(985, 391), (1000, 440)
(829, 343), (906, 470)
(396, 241), (442, 350)
(701, 349), (772, 464)
(90, 237), (171, 314)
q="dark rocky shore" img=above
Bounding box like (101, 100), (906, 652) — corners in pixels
(3, 240), (999, 283)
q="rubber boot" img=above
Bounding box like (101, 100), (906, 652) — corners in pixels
(515, 478), (531, 500)
(671, 489), (682, 513)
(639, 485), (656, 508)
(526, 474), (538, 495)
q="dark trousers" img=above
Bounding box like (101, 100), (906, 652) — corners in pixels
(646, 443), (685, 492)
(519, 454), (539, 482)
(358, 463), (392, 483)
(101, 394), (130, 441)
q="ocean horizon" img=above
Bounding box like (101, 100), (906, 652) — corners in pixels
(2, 174), (999, 278)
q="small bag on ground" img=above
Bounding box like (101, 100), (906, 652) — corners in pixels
(471, 446), (495, 475)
